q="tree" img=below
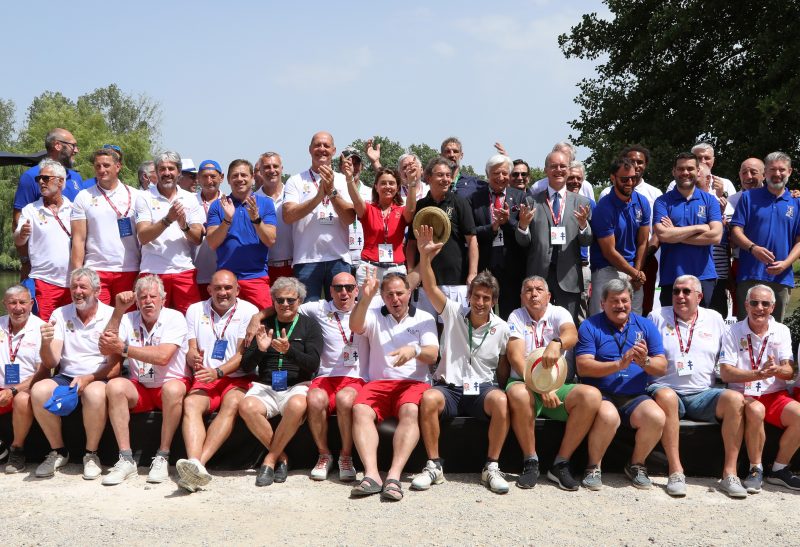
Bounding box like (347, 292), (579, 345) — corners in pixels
(78, 83), (161, 136)
(559, 0), (800, 189)
(0, 98), (15, 150)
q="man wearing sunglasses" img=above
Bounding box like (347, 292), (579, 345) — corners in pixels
(590, 157), (651, 316)
(510, 160), (530, 191)
(719, 284), (800, 492)
(647, 275), (746, 498)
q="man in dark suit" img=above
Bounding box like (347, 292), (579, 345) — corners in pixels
(516, 150), (592, 321)
(469, 154), (526, 318)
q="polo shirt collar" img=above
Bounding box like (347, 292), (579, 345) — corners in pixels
(380, 304), (417, 317)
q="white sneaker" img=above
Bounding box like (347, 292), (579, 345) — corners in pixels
(35, 450), (69, 478)
(310, 454), (334, 481)
(176, 458), (212, 487)
(338, 455), (357, 482)
(411, 460), (444, 490)
(102, 457), (137, 486)
(82, 453), (102, 480)
(481, 462), (510, 494)
(147, 455), (169, 483)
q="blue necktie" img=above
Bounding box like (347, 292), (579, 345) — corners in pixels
(550, 191), (561, 265)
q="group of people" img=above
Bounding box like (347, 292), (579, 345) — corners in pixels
(1, 127), (799, 502)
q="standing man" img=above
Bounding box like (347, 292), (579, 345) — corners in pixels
(255, 152), (294, 283)
(510, 160), (531, 191)
(529, 142), (594, 201)
(516, 149), (592, 322)
(397, 153), (429, 204)
(135, 151), (204, 314)
(441, 137), (486, 198)
(283, 132), (356, 301)
(589, 157), (650, 315)
(341, 147), (373, 276)
(193, 160), (224, 294)
(206, 160), (277, 309)
(729, 152), (800, 322)
(70, 148), (140, 305)
(692, 143), (738, 199)
(653, 153), (722, 307)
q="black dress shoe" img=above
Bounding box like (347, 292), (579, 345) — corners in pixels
(255, 465), (274, 487)
(274, 460), (288, 483)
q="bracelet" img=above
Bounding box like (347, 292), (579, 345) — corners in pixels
(161, 217), (173, 227)
(222, 218), (232, 225)
(216, 367), (224, 379)
(748, 243), (756, 253)
(180, 224), (190, 233)
(412, 343), (422, 357)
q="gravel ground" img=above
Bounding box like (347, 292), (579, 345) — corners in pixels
(3, 465), (797, 546)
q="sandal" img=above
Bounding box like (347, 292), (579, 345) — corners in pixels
(380, 478), (404, 501)
(350, 476), (382, 497)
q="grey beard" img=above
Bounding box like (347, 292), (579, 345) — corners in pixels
(767, 178), (788, 191)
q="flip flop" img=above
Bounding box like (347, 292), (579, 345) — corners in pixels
(350, 476), (382, 497)
(380, 478), (403, 501)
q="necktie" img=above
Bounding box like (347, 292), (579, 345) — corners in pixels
(493, 192), (503, 210)
(552, 191), (561, 225)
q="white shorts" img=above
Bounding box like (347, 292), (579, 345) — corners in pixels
(244, 381), (310, 418)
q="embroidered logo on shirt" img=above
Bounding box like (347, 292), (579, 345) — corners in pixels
(787, 206), (794, 218)
(697, 205), (706, 219)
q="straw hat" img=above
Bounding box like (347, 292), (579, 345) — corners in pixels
(523, 347), (568, 395)
(413, 206), (451, 244)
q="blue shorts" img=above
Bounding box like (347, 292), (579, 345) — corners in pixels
(604, 393), (652, 428)
(646, 384), (722, 423)
(434, 381), (496, 422)
(52, 373), (74, 387)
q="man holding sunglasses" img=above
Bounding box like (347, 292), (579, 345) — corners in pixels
(647, 275), (746, 497)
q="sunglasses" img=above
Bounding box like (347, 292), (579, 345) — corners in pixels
(672, 288), (695, 296)
(275, 297), (298, 305)
(332, 284), (356, 293)
(510, 172), (529, 178)
(749, 300), (773, 308)
(34, 175), (62, 183)
(103, 144), (122, 153)
(617, 176), (638, 183)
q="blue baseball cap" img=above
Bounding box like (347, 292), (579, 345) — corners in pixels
(44, 385), (80, 416)
(198, 159), (222, 174)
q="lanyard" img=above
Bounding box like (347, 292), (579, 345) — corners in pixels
(202, 192), (220, 216)
(466, 314), (491, 366)
(275, 315), (300, 369)
(333, 312), (354, 345)
(673, 311), (697, 355)
(746, 333), (770, 370)
(547, 192), (566, 225)
(49, 204), (71, 237)
(138, 325), (157, 347)
(528, 320), (547, 349)
(6, 328), (24, 363)
(210, 303), (237, 341)
(309, 170), (330, 206)
(97, 183), (132, 218)
(381, 207), (392, 243)
(613, 320), (631, 357)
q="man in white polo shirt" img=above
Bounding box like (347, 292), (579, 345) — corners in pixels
(98, 275), (190, 485)
(30, 268), (116, 479)
(648, 274), (746, 498)
(411, 225), (511, 494)
(71, 148), (140, 304)
(283, 131), (355, 302)
(14, 159), (73, 322)
(175, 270), (258, 492)
(349, 270), (439, 501)
(135, 151), (204, 314)
(254, 152), (294, 284)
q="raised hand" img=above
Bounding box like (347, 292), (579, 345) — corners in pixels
(360, 266), (379, 300)
(244, 195), (261, 221)
(573, 204), (590, 229)
(255, 325), (273, 352)
(220, 195), (236, 222)
(518, 204), (534, 229)
(414, 225), (444, 258)
(115, 291), (135, 312)
(271, 327), (290, 354)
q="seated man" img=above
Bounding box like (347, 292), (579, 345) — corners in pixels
(575, 278), (667, 490)
(175, 270), (259, 492)
(238, 277), (322, 486)
(349, 270), (438, 501)
(1, 285), (46, 473)
(99, 275), (190, 485)
(412, 225), (511, 494)
(30, 268), (117, 479)
(720, 284), (800, 491)
(506, 276), (619, 491)
(648, 275), (746, 497)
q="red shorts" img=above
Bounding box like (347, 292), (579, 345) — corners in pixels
(268, 264), (294, 286)
(34, 279), (71, 322)
(353, 380), (429, 423)
(139, 270), (201, 314)
(309, 376), (366, 415)
(237, 275), (272, 309)
(0, 400), (12, 415)
(188, 375), (254, 413)
(752, 390), (796, 428)
(97, 271), (139, 306)
(131, 377), (192, 413)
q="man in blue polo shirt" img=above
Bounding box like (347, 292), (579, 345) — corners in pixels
(206, 159), (277, 310)
(653, 153), (723, 307)
(730, 152), (800, 322)
(590, 157), (651, 315)
(576, 278), (667, 489)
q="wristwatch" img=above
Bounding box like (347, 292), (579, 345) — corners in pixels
(330, 189), (339, 198)
(552, 337), (562, 345)
(644, 356), (651, 369)
(122, 342), (129, 358)
(9, 387), (18, 396)
(216, 368), (224, 379)
(250, 217), (262, 225)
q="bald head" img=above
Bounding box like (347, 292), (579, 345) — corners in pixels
(739, 158), (765, 190)
(330, 271), (358, 311)
(309, 131), (336, 171)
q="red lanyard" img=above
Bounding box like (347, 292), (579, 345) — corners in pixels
(202, 192), (220, 216)
(309, 170), (330, 206)
(673, 311), (697, 355)
(210, 303), (237, 340)
(6, 328), (24, 363)
(333, 312), (354, 345)
(746, 333), (770, 370)
(97, 184), (132, 218)
(49, 204), (71, 237)
(547, 192), (565, 225)
(529, 320), (547, 349)
(381, 207), (392, 243)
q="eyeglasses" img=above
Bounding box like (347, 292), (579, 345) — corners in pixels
(511, 172), (529, 178)
(57, 140), (78, 151)
(34, 175), (62, 183)
(275, 297), (298, 305)
(672, 288), (695, 296)
(749, 300), (773, 308)
(332, 284), (356, 293)
(617, 176), (638, 183)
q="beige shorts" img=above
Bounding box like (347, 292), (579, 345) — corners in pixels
(244, 381), (310, 418)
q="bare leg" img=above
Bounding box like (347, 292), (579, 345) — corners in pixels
(652, 387), (682, 474)
(82, 381), (109, 452)
(744, 399), (765, 466)
(263, 395), (307, 467)
(158, 379), (187, 453)
(386, 403), (421, 481)
(484, 389), (509, 461)
(716, 390), (744, 477)
(418, 389), (445, 459)
(335, 387), (359, 456)
(352, 403), (381, 485)
(200, 389), (246, 465)
(559, 385), (601, 460)
(629, 399), (665, 464)
(105, 378), (139, 451)
(11, 392), (34, 447)
(238, 396), (275, 451)
(31, 379), (64, 449)
(506, 383), (536, 457)
(587, 401), (620, 466)
(306, 388), (331, 455)
(182, 392), (211, 461)
(774, 401), (800, 465)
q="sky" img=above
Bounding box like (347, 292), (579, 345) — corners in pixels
(4, 0), (608, 177)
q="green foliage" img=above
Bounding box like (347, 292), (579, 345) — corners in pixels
(784, 305), (800, 358)
(408, 142), (441, 171)
(0, 178), (20, 269)
(0, 98), (15, 150)
(559, 0), (800, 189)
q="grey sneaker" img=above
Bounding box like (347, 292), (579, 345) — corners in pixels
(82, 453), (102, 480)
(766, 467), (800, 491)
(310, 454), (334, 481)
(666, 472), (687, 497)
(719, 475), (747, 498)
(481, 462), (510, 494)
(177, 478), (198, 493)
(5, 447), (25, 474)
(624, 462), (652, 490)
(742, 466), (763, 494)
(176, 458), (212, 487)
(338, 455), (357, 482)
(581, 466), (603, 490)
(35, 450), (69, 478)
(411, 460), (444, 490)
(102, 457), (137, 485)
(147, 455), (169, 483)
